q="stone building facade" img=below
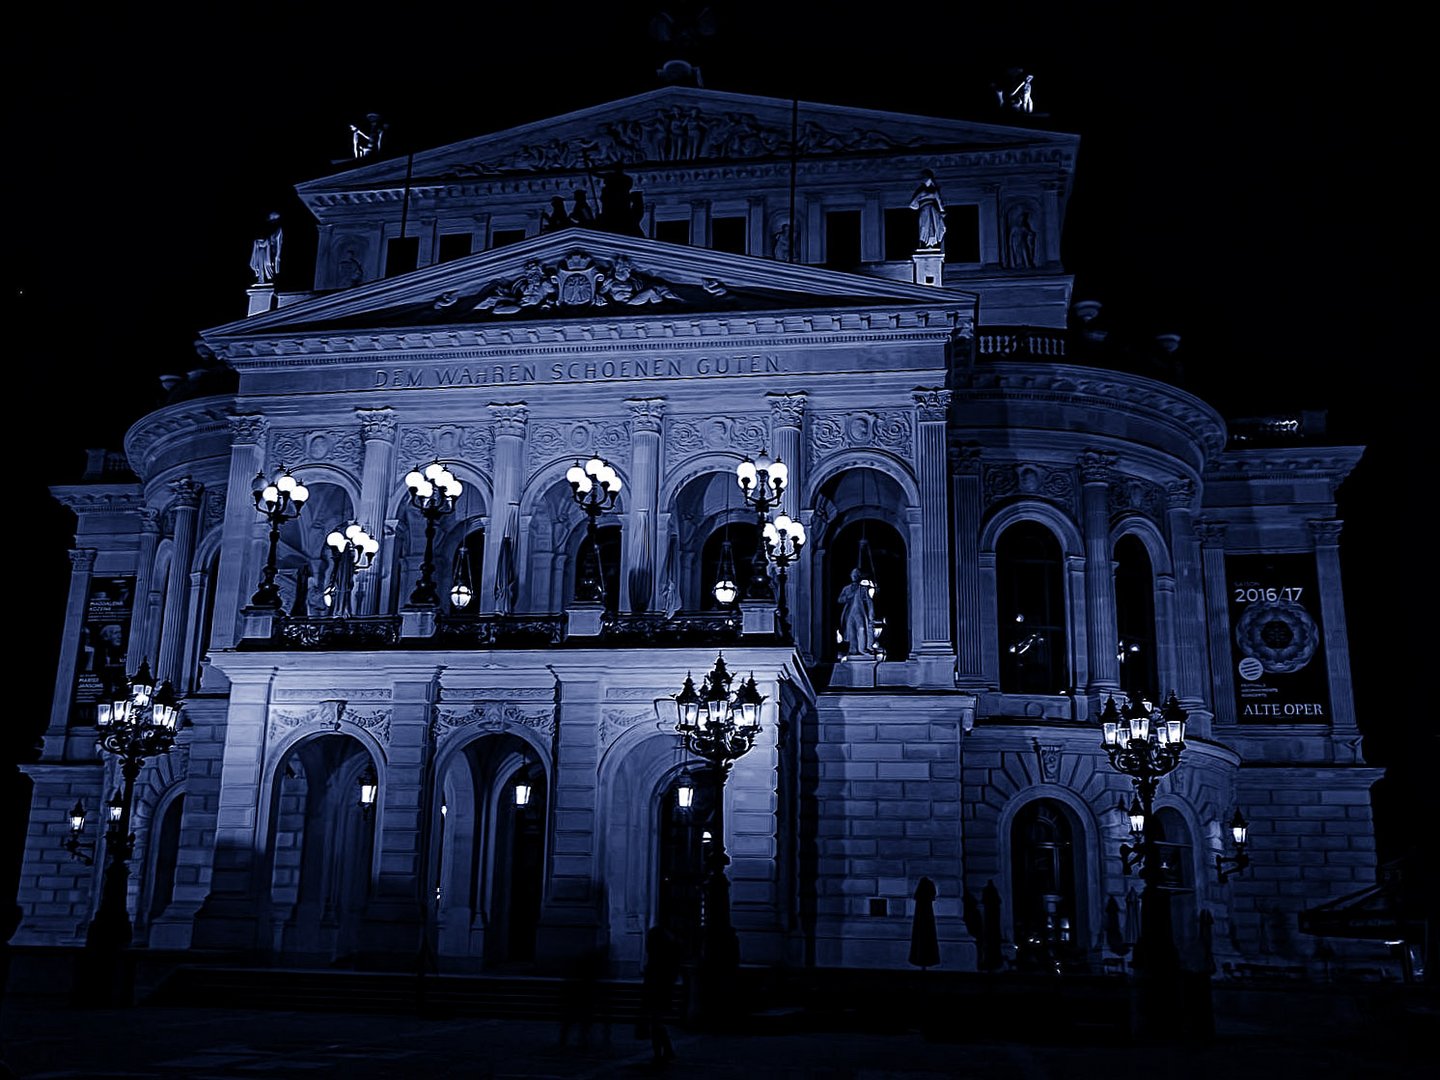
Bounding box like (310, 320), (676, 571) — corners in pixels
(22, 87), (1382, 977)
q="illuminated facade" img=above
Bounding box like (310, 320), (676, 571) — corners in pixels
(21, 87), (1383, 976)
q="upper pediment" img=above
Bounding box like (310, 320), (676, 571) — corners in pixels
(298, 86), (1076, 197)
(202, 229), (978, 349)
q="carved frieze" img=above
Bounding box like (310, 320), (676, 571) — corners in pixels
(667, 415), (769, 460)
(983, 461), (1076, 510)
(267, 699), (393, 745)
(1108, 475), (1166, 524)
(271, 428), (364, 471)
(528, 419), (631, 473)
(437, 686), (554, 702)
(808, 409), (914, 467)
(439, 107), (923, 178)
(201, 488), (226, 536)
(397, 424), (494, 475)
(272, 688), (393, 702)
(469, 252), (692, 316)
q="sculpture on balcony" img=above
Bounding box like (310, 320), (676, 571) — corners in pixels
(838, 568), (877, 658)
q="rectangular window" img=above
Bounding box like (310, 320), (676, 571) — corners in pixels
(490, 228), (527, 249)
(945, 205), (981, 263)
(437, 233), (473, 263)
(824, 209), (862, 269)
(655, 218), (690, 246)
(384, 236), (419, 277)
(711, 216), (746, 254)
(884, 207), (918, 261)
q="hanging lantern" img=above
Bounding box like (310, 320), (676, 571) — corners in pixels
(357, 767), (378, 809)
(676, 770), (695, 810)
(450, 543), (474, 609)
(514, 782), (532, 808)
(713, 537), (739, 605)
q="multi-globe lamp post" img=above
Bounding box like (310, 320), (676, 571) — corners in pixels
(250, 467), (309, 607)
(736, 451), (786, 601)
(566, 456), (622, 603)
(74, 659), (183, 1004)
(663, 653), (766, 1013)
(761, 512), (806, 639)
(324, 522), (379, 617)
(405, 460), (464, 606)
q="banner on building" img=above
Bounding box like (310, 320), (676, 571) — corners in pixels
(70, 575), (136, 726)
(1226, 554), (1329, 723)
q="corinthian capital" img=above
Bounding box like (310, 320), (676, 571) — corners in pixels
(1165, 478), (1196, 509)
(1195, 519), (1228, 545)
(69, 548), (98, 572)
(767, 392), (807, 428)
(488, 403), (530, 438)
(227, 413), (268, 444)
(168, 477), (203, 508)
(1077, 449), (1118, 484)
(1308, 519), (1344, 545)
(912, 387), (952, 421)
(626, 397), (666, 435)
(356, 407), (398, 442)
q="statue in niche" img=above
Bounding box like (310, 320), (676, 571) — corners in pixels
(542, 196), (573, 233)
(771, 221), (799, 262)
(249, 212), (284, 285)
(1006, 209), (1037, 269)
(909, 170), (947, 251)
(338, 247), (365, 287)
(350, 113), (387, 158)
(837, 568), (877, 659)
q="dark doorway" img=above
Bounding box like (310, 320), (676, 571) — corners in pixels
(495, 772), (546, 963)
(1011, 799), (1081, 973)
(997, 522), (1068, 693)
(1115, 535), (1158, 698)
(657, 769), (715, 966)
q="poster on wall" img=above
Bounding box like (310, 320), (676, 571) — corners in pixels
(1226, 554), (1330, 723)
(69, 575), (136, 726)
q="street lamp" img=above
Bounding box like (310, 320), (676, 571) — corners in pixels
(1099, 691), (1188, 973)
(661, 653), (765, 1015)
(83, 659), (183, 1002)
(405, 460), (464, 606)
(324, 522), (378, 618)
(737, 451), (787, 600)
(63, 800), (94, 865)
(250, 466), (309, 607)
(1215, 809), (1251, 883)
(761, 513), (806, 639)
(357, 766), (378, 814)
(566, 456), (622, 603)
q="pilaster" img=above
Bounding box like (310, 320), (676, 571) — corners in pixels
(355, 408), (398, 615)
(44, 548), (97, 760)
(209, 414), (268, 650)
(1198, 520), (1235, 727)
(1166, 481), (1213, 733)
(125, 509), (161, 671)
(623, 398), (664, 614)
(912, 390), (955, 682)
(1309, 520), (1358, 733)
(1078, 451), (1120, 695)
(157, 478), (202, 684)
(481, 404), (528, 613)
(950, 445), (985, 688)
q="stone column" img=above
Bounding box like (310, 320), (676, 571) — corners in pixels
(951, 445), (985, 688)
(361, 670), (437, 952)
(769, 393), (807, 653)
(624, 398), (664, 614)
(1309, 520), (1359, 733)
(912, 390), (954, 683)
(1166, 481), (1212, 725)
(190, 670), (272, 949)
(125, 509), (161, 670)
(209, 415), (268, 649)
(1197, 520), (1235, 727)
(43, 549), (96, 759)
(355, 408), (398, 615)
(747, 197), (767, 258)
(1078, 451), (1120, 697)
(157, 478), (202, 684)
(481, 404), (527, 614)
(179, 569), (206, 693)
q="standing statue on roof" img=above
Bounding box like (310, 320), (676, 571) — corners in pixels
(909, 170), (947, 251)
(350, 113), (387, 158)
(249, 212), (284, 285)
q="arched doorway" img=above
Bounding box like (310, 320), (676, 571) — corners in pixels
(434, 733), (548, 968)
(656, 768), (716, 966)
(1010, 799), (1084, 973)
(1153, 807), (1199, 969)
(266, 734), (377, 964)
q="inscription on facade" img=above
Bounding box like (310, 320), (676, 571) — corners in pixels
(373, 353), (782, 390)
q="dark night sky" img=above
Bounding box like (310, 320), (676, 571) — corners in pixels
(9, 6), (1423, 846)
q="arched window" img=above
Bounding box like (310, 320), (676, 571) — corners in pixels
(1114, 535), (1158, 699)
(147, 794), (185, 920)
(997, 522), (1068, 693)
(825, 519), (909, 661)
(1010, 799), (1081, 973)
(699, 522), (761, 610)
(573, 523), (622, 611)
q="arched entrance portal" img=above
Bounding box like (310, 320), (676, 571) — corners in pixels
(656, 768), (717, 966)
(1010, 799), (1084, 973)
(265, 734), (376, 964)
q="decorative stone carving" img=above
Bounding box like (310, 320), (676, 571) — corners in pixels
(1003, 201), (1039, 269)
(949, 443), (983, 474)
(1077, 450), (1117, 485)
(470, 251), (685, 315)
(437, 686), (554, 702)
(626, 398), (667, 435)
(667, 415), (769, 459)
(1195, 520), (1229, 545)
(604, 686), (668, 700)
(767, 392), (806, 428)
(808, 409), (914, 468)
(528, 419), (631, 472)
(599, 707), (655, 745)
(1108, 475), (1165, 523)
(69, 548), (98, 571)
(398, 424), (494, 474)
(271, 428), (363, 471)
(343, 707), (392, 745)
(168, 477), (202, 508)
(432, 701), (556, 739)
(440, 107), (922, 178)
(228, 414), (268, 444)
(200, 490), (225, 536)
(356, 408), (398, 442)
(912, 388), (952, 422)
(1033, 740), (1063, 783)
(272, 688), (392, 702)
(1165, 479), (1197, 510)
(489, 404), (530, 439)
(982, 462), (1075, 510)
(1307, 519), (1344, 545)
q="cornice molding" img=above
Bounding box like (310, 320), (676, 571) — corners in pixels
(51, 485), (146, 512)
(124, 398), (236, 477)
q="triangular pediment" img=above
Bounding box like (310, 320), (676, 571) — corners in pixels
(203, 229), (977, 344)
(299, 86), (1076, 196)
